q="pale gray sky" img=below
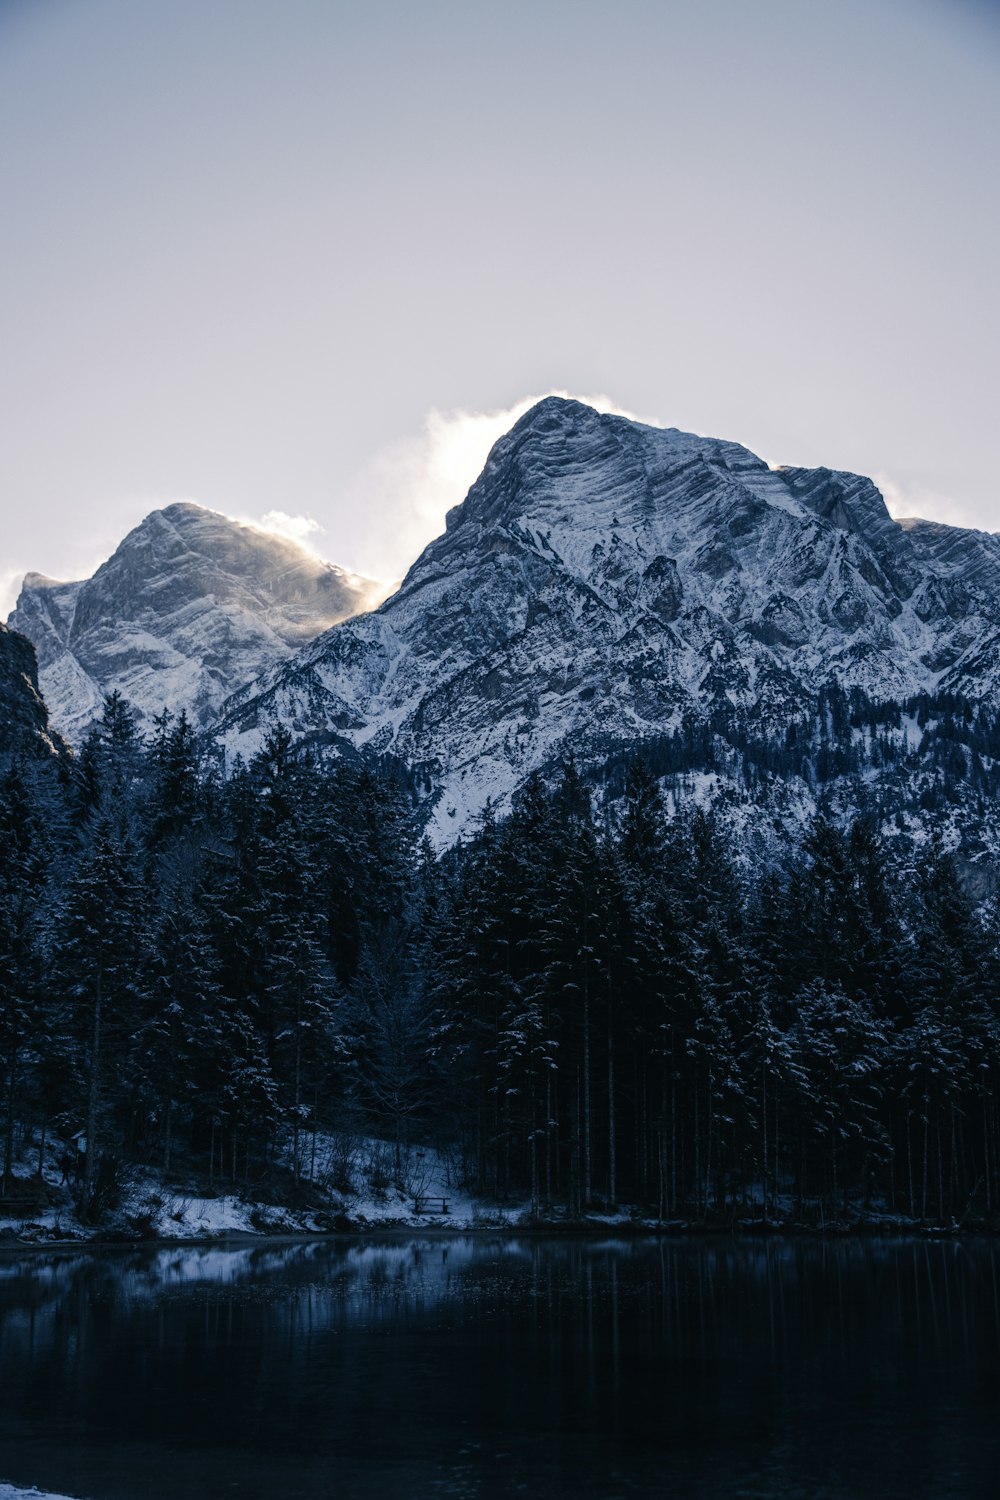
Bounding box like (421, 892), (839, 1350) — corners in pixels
(1, 0), (998, 613)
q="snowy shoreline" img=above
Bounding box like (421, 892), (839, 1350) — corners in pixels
(3, 1133), (989, 1251)
(0, 1486), (85, 1500)
(0, 1215), (977, 1254)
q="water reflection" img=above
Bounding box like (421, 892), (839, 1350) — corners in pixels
(0, 1236), (998, 1499)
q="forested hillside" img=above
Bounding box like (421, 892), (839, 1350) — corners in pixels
(3, 688), (1000, 1230)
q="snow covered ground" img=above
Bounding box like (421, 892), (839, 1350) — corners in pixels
(0, 1486), (84, 1500)
(4, 1127), (915, 1244)
(0, 1128), (537, 1243)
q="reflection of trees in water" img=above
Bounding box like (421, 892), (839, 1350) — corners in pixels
(2, 1237), (998, 1363)
(0, 1237), (998, 1500)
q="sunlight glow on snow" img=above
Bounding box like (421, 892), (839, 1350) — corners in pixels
(875, 471), (985, 531)
(341, 391), (657, 583)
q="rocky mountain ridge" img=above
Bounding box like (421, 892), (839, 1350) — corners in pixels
(210, 398), (1000, 843)
(8, 503), (383, 742)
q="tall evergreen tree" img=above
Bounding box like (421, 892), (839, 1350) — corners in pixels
(52, 825), (150, 1210)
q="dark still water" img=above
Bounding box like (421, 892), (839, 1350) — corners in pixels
(1, 1235), (998, 1500)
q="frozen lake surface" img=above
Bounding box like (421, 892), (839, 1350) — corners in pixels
(0, 1234), (998, 1498)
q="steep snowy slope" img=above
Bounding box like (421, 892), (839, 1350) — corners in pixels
(212, 398), (1000, 843)
(893, 515), (1000, 692)
(0, 623), (66, 761)
(9, 503), (383, 741)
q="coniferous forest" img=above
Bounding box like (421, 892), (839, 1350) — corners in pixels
(3, 690), (1000, 1230)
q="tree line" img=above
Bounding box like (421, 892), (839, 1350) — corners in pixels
(2, 690), (1000, 1226)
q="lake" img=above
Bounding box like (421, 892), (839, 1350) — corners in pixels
(0, 1235), (998, 1499)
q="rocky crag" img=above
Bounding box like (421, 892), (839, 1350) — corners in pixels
(0, 622), (66, 761)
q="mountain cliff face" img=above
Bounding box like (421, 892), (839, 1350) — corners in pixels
(0, 622), (66, 760)
(211, 398), (1000, 844)
(9, 503), (382, 742)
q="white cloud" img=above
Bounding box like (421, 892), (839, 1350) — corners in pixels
(341, 390), (655, 582)
(0, 567), (24, 620)
(236, 509), (327, 554)
(875, 472), (986, 532)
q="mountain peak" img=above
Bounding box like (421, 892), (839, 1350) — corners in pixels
(20, 571), (66, 591)
(158, 499), (209, 517)
(9, 502), (381, 742)
(510, 394), (602, 429)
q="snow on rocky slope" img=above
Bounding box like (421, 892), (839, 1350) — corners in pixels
(8, 503), (383, 742)
(0, 622), (66, 761)
(211, 398), (1000, 843)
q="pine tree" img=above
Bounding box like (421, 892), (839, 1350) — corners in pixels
(788, 980), (888, 1217)
(136, 887), (223, 1173)
(0, 764), (48, 1191)
(52, 824), (151, 1212)
(346, 918), (432, 1183)
(148, 709), (201, 847)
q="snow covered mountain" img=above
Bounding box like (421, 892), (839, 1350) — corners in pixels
(211, 397), (1000, 844)
(8, 503), (383, 742)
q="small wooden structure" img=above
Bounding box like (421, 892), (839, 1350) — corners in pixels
(413, 1195), (449, 1215)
